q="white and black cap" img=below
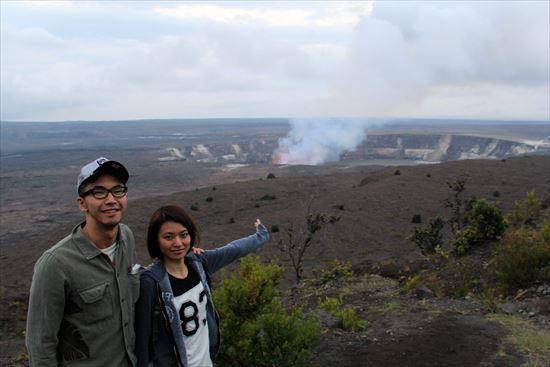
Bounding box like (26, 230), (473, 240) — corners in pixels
(77, 157), (129, 196)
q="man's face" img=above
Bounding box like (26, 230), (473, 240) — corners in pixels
(76, 174), (128, 230)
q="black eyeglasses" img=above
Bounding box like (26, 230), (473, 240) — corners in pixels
(81, 185), (128, 199)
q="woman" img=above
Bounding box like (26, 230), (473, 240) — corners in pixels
(134, 204), (269, 367)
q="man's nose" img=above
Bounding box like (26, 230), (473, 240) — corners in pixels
(104, 192), (117, 202)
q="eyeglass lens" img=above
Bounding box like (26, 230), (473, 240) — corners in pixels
(85, 186), (128, 199)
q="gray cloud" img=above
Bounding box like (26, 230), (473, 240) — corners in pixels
(0, 1), (548, 121)
(331, 1), (549, 119)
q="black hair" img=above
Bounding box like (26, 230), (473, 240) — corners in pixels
(147, 205), (200, 259)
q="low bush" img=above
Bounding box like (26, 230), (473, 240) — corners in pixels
(320, 259), (352, 284)
(464, 199), (506, 241)
(507, 190), (541, 228)
(451, 227), (479, 256)
(409, 216), (445, 255)
(319, 296), (367, 332)
(494, 224), (550, 290)
(260, 194), (277, 201)
(411, 214), (422, 224)
(215, 256), (320, 367)
(206, 196), (214, 202)
(240, 302), (320, 367)
(270, 224), (279, 233)
(452, 199), (506, 255)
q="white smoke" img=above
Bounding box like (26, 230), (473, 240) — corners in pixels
(272, 118), (370, 165)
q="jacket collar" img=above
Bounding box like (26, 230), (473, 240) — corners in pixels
(72, 222), (122, 260)
(146, 254), (202, 282)
(72, 223), (103, 260)
(145, 258), (166, 282)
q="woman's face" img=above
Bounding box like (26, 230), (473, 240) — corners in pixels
(158, 221), (192, 262)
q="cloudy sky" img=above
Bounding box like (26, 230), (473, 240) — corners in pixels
(1, 1), (548, 122)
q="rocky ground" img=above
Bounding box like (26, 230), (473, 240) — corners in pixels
(289, 265), (549, 367)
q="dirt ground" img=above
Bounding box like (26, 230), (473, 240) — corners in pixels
(292, 273), (528, 367)
(308, 314), (522, 367)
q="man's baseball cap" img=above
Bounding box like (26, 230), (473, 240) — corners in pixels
(77, 157), (129, 196)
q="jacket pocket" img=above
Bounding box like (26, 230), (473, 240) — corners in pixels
(78, 281), (113, 323)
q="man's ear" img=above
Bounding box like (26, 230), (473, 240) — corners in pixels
(76, 196), (88, 213)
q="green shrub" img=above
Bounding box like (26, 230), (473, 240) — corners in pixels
(411, 214), (422, 224)
(260, 194), (277, 201)
(228, 217), (235, 224)
(452, 199), (506, 255)
(507, 191), (541, 228)
(215, 256), (320, 367)
(270, 224), (279, 233)
(394, 169), (401, 175)
(409, 216), (445, 255)
(190, 205), (199, 211)
(451, 227), (478, 255)
(495, 226), (550, 290)
(493, 190), (501, 198)
(340, 307), (367, 331)
(465, 199), (506, 241)
(319, 296), (367, 332)
(319, 296), (340, 315)
(206, 196), (214, 202)
(320, 259), (352, 284)
(240, 302), (320, 367)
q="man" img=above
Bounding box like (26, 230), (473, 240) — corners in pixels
(26, 157), (139, 366)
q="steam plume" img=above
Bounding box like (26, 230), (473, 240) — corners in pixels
(272, 118), (368, 165)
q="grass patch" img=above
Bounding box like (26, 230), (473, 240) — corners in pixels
(487, 313), (550, 367)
